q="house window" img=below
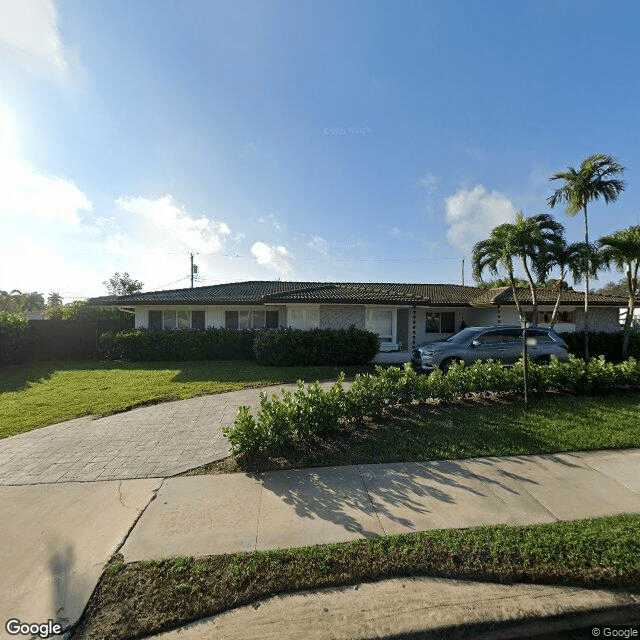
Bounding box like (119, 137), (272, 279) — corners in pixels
(539, 310), (575, 324)
(225, 311), (238, 329)
(253, 310), (266, 329)
(425, 311), (456, 333)
(289, 307), (319, 330)
(266, 310), (279, 328)
(191, 311), (205, 329)
(149, 310), (162, 329)
(177, 310), (190, 329)
(163, 310), (177, 330)
(366, 308), (393, 343)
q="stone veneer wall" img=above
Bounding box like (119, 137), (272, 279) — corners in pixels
(575, 307), (622, 332)
(319, 305), (366, 330)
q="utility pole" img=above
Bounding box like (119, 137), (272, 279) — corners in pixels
(190, 253), (194, 288)
(461, 258), (465, 286)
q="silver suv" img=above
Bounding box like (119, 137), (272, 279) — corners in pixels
(411, 326), (570, 373)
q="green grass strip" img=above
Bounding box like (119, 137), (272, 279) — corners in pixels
(74, 514), (640, 640)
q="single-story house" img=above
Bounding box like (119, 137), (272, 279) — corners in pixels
(91, 280), (628, 354)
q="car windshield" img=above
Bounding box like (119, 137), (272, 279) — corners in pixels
(445, 328), (480, 344)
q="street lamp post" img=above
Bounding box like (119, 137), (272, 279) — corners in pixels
(520, 315), (531, 405)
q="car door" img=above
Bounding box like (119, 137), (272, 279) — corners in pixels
(472, 329), (520, 365)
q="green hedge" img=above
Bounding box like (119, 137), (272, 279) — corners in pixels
(223, 356), (640, 455)
(253, 326), (379, 366)
(559, 331), (640, 362)
(99, 328), (257, 361)
(0, 312), (31, 365)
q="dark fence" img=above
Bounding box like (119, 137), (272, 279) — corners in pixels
(27, 319), (134, 362)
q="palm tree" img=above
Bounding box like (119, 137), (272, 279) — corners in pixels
(540, 238), (586, 328)
(510, 211), (565, 326)
(47, 292), (63, 307)
(473, 212), (563, 326)
(548, 154), (626, 359)
(598, 226), (640, 359)
(9, 290), (25, 313)
(472, 222), (525, 319)
(24, 292), (45, 312)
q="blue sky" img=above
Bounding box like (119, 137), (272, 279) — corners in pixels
(1, 0), (639, 301)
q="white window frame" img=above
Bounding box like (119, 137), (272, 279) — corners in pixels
(287, 305), (320, 330)
(365, 307), (397, 351)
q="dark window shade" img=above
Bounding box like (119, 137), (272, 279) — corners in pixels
(191, 311), (205, 329)
(266, 310), (279, 328)
(225, 311), (238, 329)
(149, 310), (162, 329)
(441, 312), (456, 333)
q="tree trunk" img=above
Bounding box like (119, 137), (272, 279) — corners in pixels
(549, 271), (565, 329)
(622, 263), (638, 361)
(521, 256), (538, 326)
(583, 202), (590, 360)
(508, 270), (523, 320)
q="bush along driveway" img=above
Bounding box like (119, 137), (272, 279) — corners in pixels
(222, 356), (640, 458)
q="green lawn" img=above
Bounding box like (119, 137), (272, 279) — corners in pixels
(316, 393), (640, 465)
(74, 513), (640, 640)
(201, 392), (640, 475)
(0, 360), (370, 438)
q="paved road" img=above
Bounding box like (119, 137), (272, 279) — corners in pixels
(0, 381), (344, 485)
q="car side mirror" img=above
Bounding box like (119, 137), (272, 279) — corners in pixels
(471, 340), (481, 347)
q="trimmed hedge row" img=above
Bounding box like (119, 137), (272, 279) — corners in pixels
(99, 325), (379, 365)
(99, 328), (257, 361)
(253, 326), (379, 366)
(559, 330), (640, 362)
(223, 356), (640, 455)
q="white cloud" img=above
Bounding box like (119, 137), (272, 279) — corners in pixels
(444, 185), (515, 253)
(419, 172), (439, 194)
(0, 105), (92, 227)
(308, 235), (328, 254)
(105, 232), (127, 255)
(0, 0), (70, 81)
(116, 195), (231, 254)
(251, 241), (293, 275)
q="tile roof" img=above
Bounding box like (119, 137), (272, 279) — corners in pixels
(90, 281), (481, 306)
(89, 281), (629, 307)
(471, 286), (628, 306)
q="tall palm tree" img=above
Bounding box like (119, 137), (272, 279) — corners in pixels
(510, 211), (565, 326)
(47, 292), (63, 307)
(598, 226), (640, 359)
(548, 154), (626, 359)
(472, 222), (525, 319)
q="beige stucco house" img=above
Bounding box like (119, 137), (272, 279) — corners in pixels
(92, 280), (626, 356)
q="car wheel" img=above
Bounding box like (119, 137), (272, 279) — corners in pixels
(535, 355), (551, 365)
(440, 357), (462, 374)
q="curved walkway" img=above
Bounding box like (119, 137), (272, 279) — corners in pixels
(0, 381), (344, 485)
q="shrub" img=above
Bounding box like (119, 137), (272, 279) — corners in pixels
(100, 328), (257, 361)
(0, 312), (31, 365)
(560, 331), (640, 362)
(224, 358), (640, 456)
(253, 326), (379, 367)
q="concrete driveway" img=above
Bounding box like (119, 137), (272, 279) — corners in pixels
(0, 381), (342, 485)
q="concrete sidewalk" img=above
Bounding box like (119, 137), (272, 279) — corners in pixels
(1, 449), (638, 639)
(121, 448), (640, 560)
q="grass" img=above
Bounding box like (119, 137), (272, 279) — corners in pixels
(186, 391), (640, 475)
(71, 513), (640, 640)
(0, 360), (372, 438)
